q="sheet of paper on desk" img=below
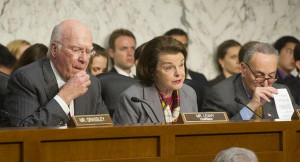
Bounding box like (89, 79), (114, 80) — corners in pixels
(274, 88), (294, 119)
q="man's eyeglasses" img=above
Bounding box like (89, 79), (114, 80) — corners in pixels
(56, 42), (95, 58)
(244, 63), (277, 84)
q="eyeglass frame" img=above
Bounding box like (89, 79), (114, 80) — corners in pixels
(55, 42), (96, 58)
(244, 62), (278, 84)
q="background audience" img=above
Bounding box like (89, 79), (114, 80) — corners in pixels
(209, 39), (241, 86)
(12, 43), (48, 73)
(286, 43), (300, 105)
(108, 29), (136, 78)
(87, 43), (108, 76)
(164, 28), (208, 86)
(0, 44), (16, 75)
(6, 40), (31, 60)
(273, 36), (299, 84)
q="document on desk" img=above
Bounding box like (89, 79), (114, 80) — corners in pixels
(274, 88), (294, 119)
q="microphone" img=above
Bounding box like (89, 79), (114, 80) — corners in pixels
(0, 110), (37, 127)
(234, 97), (262, 119)
(131, 97), (159, 122)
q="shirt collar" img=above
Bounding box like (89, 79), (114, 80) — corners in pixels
(50, 61), (65, 89)
(114, 65), (135, 78)
(241, 79), (251, 99)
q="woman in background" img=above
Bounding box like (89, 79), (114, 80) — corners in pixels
(12, 43), (48, 72)
(209, 39), (241, 86)
(7, 40), (31, 60)
(87, 43), (108, 76)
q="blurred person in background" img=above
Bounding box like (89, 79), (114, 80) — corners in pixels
(87, 43), (108, 76)
(273, 36), (299, 84)
(12, 43), (48, 72)
(6, 39), (31, 60)
(209, 39), (241, 86)
(164, 28), (208, 86)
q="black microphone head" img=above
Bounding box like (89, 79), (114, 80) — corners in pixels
(0, 110), (8, 117)
(131, 97), (141, 103)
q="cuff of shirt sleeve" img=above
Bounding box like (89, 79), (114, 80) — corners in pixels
(54, 95), (70, 115)
(240, 107), (254, 120)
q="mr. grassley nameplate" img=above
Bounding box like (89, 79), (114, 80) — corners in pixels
(177, 112), (229, 124)
(68, 114), (113, 127)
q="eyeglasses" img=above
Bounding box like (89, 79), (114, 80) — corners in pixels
(56, 42), (95, 58)
(244, 63), (277, 84)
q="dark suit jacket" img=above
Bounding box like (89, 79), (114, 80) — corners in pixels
(113, 82), (198, 124)
(109, 67), (118, 73)
(202, 74), (298, 120)
(275, 69), (295, 85)
(0, 72), (9, 109)
(188, 69), (208, 86)
(286, 77), (300, 105)
(208, 73), (226, 87)
(3, 58), (108, 127)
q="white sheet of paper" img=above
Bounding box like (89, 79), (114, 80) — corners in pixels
(274, 88), (294, 119)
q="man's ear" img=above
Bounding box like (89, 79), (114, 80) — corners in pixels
(218, 58), (224, 68)
(108, 48), (114, 59)
(50, 42), (57, 58)
(295, 60), (300, 71)
(240, 62), (247, 75)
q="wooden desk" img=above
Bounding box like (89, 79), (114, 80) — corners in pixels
(0, 121), (299, 162)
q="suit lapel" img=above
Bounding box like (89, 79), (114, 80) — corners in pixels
(235, 75), (251, 106)
(42, 58), (59, 101)
(143, 85), (165, 123)
(74, 95), (88, 115)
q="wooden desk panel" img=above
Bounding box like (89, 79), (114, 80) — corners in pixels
(41, 137), (159, 161)
(0, 121), (299, 162)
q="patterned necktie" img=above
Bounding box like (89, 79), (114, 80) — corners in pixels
(255, 106), (263, 119)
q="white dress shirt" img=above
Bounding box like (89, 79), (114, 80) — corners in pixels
(50, 61), (74, 117)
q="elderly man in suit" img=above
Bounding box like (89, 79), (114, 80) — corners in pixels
(3, 20), (108, 127)
(203, 43), (298, 120)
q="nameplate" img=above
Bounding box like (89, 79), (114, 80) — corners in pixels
(291, 109), (300, 120)
(68, 114), (113, 127)
(177, 112), (229, 124)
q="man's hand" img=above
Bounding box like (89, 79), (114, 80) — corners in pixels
(58, 71), (91, 105)
(247, 86), (278, 111)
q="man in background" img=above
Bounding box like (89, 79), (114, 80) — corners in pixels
(164, 28), (208, 85)
(273, 36), (299, 84)
(108, 29), (136, 78)
(286, 43), (300, 105)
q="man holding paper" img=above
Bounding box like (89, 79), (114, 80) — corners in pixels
(203, 43), (299, 120)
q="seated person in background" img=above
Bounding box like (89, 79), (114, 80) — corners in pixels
(203, 43), (298, 120)
(6, 39), (31, 60)
(12, 43), (48, 72)
(164, 28), (208, 85)
(0, 44), (16, 111)
(0, 44), (16, 75)
(286, 44), (300, 105)
(4, 19), (108, 127)
(134, 42), (147, 66)
(238, 41), (260, 63)
(108, 29), (136, 78)
(213, 147), (258, 162)
(113, 36), (198, 124)
(209, 40), (241, 86)
(87, 43), (108, 76)
(273, 36), (299, 84)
